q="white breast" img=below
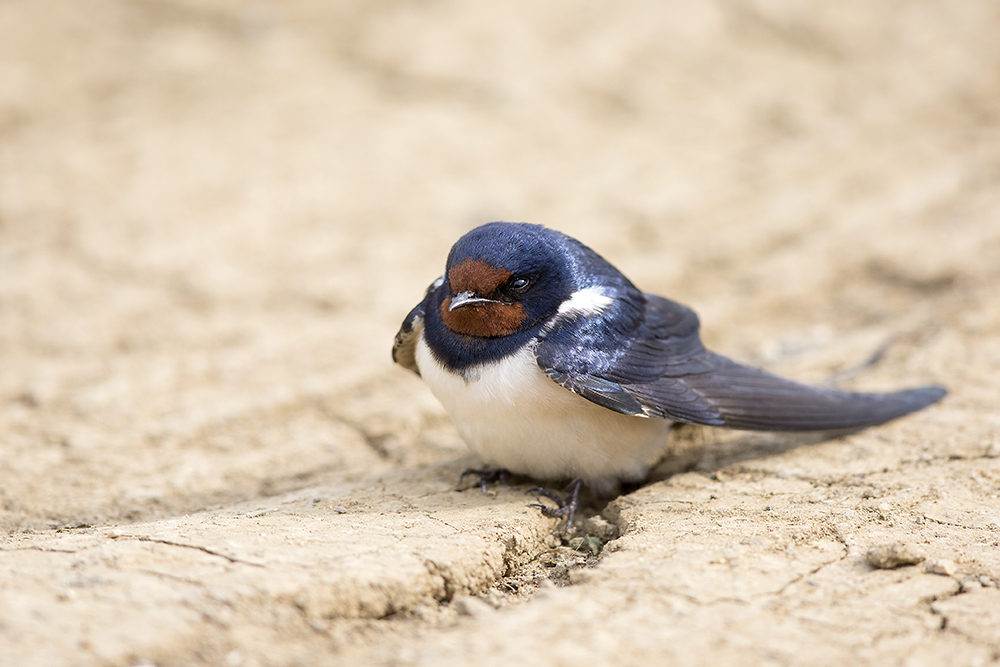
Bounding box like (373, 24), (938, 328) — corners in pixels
(414, 336), (672, 489)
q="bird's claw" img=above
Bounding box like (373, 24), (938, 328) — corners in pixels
(459, 467), (510, 493)
(527, 478), (584, 532)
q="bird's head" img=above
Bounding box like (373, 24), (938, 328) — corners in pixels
(438, 222), (574, 338)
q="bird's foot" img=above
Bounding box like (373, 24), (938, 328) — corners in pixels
(528, 478), (584, 533)
(459, 467), (510, 494)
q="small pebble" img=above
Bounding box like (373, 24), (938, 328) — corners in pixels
(865, 543), (924, 569)
(926, 558), (957, 576)
(451, 595), (492, 617)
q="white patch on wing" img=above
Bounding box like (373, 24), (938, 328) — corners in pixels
(556, 286), (614, 317)
(431, 274), (445, 290)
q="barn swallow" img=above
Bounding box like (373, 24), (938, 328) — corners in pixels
(393, 222), (946, 527)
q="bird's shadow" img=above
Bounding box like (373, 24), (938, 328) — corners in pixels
(644, 422), (863, 482)
(568, 424), (867, 533)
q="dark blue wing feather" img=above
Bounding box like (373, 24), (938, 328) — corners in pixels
(536, 293), (946, 431)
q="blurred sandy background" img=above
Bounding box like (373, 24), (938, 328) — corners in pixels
(2, 1), (999, 665)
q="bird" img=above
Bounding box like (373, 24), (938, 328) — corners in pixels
(392, 222), (946, 527)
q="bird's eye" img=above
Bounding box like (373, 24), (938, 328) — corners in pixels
(509, 277), (531, 292)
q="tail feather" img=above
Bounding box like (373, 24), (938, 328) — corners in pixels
(684, 356), (946, 432)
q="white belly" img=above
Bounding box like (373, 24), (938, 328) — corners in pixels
(414, 337), (672, 488)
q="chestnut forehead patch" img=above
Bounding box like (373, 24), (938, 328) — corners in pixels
(448, 258), (512, 296)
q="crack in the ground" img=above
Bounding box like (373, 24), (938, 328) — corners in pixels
(775, 551), (850, 597)
(4, 545), (82, 554)
(107, 534), (266, 567)
(423, 513), (460, 531)
(314, 399), (394, 461)
(920, 514), (990, 531)
(131, 568), (213, 586)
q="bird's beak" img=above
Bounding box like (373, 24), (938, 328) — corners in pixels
(448, 291), (499, 311)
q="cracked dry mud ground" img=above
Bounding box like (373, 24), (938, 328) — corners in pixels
(2, 1), (1000, 665)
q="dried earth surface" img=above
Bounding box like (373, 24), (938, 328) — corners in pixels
(2, 1), (1000, 665)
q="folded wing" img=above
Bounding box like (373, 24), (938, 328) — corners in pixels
(536, 294), (946, 431)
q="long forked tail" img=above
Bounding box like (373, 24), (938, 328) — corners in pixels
(684, 354), (946, 432)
